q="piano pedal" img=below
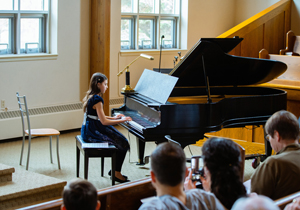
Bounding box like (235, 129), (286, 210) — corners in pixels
(144, 156), (150, 164)
(252, 157), (261, 169)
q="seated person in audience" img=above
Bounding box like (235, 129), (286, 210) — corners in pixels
(251, 110), (300, 200)
(139, 142), (225, 210)
(284, 197), (300, 210)
(231, 195), (279, 210)
(61, 179), (100, 210)
(184, 137), (247, 209)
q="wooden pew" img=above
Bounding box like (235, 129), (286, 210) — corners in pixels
(280, 30), (300, 56)
(259, 49), (300, 118)
(275, 191), (300, 210)
(18, 178), (155, 210)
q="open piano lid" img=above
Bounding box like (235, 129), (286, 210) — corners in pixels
(169, 37), (287, 87)
(134, 69), (179, 104)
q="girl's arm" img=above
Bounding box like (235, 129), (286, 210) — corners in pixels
(94, 102), (131, 125)
(106, 114), (125, 120)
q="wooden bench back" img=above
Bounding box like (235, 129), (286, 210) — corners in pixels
(259, 48), (300, 86)
(280, 30), (300, 56)
(19, 178), (155, 210)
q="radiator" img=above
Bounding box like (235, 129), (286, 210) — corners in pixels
(0, 99), (124, 140)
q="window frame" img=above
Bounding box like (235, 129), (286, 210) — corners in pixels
(121, 16), (135, 50)
(121, 0), (180, 51)
(0, 0), (50, 55)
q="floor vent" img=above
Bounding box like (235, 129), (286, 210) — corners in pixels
(0, 103), (83, 120)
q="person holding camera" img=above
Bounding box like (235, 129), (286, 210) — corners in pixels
(184, 137), (247, 209)
(139, 142), (225, 210)
(251, 110), (300, 200)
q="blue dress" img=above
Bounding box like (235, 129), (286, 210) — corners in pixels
(81, 95), (130, 151)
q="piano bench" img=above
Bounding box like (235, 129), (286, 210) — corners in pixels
(75, 135), (117, 185)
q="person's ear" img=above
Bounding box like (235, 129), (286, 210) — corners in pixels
(61, 204), (66, 210)
(150, 170), (156, 183)
(274, 130), (280, 142)
(185, 166), (189, 178)
(96, 200), (101, 210)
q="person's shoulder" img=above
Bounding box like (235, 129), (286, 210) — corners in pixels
(92, 95), (104, 103)
(138, 197), (163, 210)
(187, 188), (213, 196)
(186, 189), (226, 210)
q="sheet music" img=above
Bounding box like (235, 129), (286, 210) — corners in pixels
(81, 142), (109, 148)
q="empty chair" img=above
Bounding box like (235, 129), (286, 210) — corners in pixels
(16, 92), (61, 170)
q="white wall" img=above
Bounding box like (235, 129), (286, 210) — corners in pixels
(234, 0), (280, 25)
(0, 0), (89, 112)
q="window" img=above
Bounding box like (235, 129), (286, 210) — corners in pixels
(121, 0), (180, 50)
(0, 0), (49, 55)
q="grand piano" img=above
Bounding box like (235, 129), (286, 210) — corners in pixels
(112, 37), (287, 164)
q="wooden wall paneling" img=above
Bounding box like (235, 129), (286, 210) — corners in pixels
(263, 12), (285, 54)
(228, 42), (242, 56)
(218, 0), (290, 39)
(90, 0), (111, 115)
(240, 25), (264, 58)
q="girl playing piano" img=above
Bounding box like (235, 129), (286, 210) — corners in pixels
(81, 72), (132, 183)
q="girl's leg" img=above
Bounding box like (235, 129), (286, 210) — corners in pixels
(116, 149), (127, 172)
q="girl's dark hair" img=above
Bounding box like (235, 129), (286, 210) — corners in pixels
(202, 137), (246, 209)
(82, 73), (107, 112)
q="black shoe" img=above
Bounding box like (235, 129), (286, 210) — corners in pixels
(111, 176), (130, 183)
(108, 170), (128, 180)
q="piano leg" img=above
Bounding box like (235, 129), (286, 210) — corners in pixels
(136, 138), (145, 165)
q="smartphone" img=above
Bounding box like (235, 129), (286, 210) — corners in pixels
(191, 156), (204, 182)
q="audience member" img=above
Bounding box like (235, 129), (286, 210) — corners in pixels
(184, 137), (247, 209)
(139, 142), (225, 210)
(61, 179), (100, 210)
(232, 195), (280, 210)
(251, 110), (300, 200)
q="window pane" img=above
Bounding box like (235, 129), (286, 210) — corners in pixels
(0, 18), (11, 54)
(0, 0), (13, 10)
(20, 0), (44, 10)
(139, 19), (153, 49)
(139, 0), (154, 13)
(160, 19), (174, 48)
(14, 0), (18, 10)
(20, 18), (41, 53)
(121, 19), (132, 50)
(161, 0), (175, 14)
(44, 0), (48, 11)
(121, 0), (132, 13)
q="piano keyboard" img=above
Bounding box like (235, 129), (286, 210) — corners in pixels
(114, 111), (157, 133)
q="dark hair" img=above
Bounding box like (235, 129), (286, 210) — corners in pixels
(202, 137), (246, 209)
(83, 73), (107, 112)
(151, 142), (186, 186)
(62, 179), (98, 210)
(265, 110), (300, 141)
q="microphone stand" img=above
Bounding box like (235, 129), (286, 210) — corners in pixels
(159, 35), (164, 73)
